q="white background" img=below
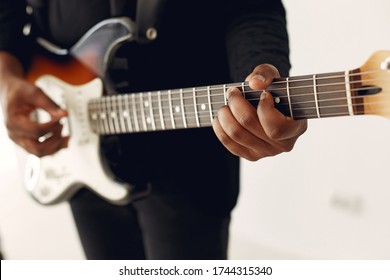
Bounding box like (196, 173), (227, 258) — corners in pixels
(1, 0), (390, 259)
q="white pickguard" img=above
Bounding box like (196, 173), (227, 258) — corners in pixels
(23, 75), (132, 205)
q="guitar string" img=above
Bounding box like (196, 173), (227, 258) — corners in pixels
(91, 92), (389, 124)
(95, 103), (388, 134)
(103, 76), (386, 104)
(89, 76), (388, 110)
(253, 77), (384, 93)
(265, 69), (381, 85)
(98, 97), (390, 120)
(91, 97), (390, 134)
(89, 83), (389, 120)
(99, 68), (384, 100)
(87, 69), (389, 132)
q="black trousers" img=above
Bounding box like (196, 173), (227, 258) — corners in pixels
(70, 129), (240, 260)
(70, 187), (232, 260)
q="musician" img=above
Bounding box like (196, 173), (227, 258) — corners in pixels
(0, 0), (307, 259)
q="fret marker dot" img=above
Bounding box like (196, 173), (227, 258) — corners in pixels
(201, 104), (206, 110)
(100, 113), (106, 119)
(175, 106), (180, 113)
(146, 116), (151, 124)
(144, 101), (149, 107)
(111, 112), (116, 119)
(274, 97), (281, 104)
(123, 111), (128, 117)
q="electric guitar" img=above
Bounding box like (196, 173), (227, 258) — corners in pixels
(22, 17), (390, 205)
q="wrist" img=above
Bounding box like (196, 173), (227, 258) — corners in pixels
(0, 51), (25, 81)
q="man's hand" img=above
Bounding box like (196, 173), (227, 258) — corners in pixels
(0, 52), (68, 157)
(212, 64), (307, 161)
(2, 77), (69, 157)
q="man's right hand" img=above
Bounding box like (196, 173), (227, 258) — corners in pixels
(0, 52), (68, 157)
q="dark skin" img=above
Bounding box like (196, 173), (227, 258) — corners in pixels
(0, 51), (307, 160)
(213, 64), (307, 161)
(0, 52), (68, 157)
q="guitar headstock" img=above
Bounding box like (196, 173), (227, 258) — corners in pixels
(358, 50), (390, 118)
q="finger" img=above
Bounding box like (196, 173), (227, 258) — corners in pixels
(258, 91), (308, 141)
(28, 87), (67, 120)
(212, 115), (255, 159)
(226, 87), (271, 141)
(8, 115), (64, 139)
(10, 125), (69, 157)
(216, 99), (281, 159)
(213, 115), (280, 161)
(246, 64), (281, 90)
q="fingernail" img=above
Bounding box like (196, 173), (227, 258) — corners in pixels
(260, 91), (269, 100)
(225, 87), (235, 99)
(252, 74), (266, 83)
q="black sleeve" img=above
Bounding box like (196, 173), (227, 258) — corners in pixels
(0, 0), (31, 66)
(224, 0), (290, 81)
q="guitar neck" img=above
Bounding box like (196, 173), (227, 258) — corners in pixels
(88, 70), (375, 135)
(26, 18), (389, 137)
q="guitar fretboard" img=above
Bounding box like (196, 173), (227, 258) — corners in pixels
(88, 70), (365, 135)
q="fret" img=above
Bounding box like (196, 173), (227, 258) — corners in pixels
(349, 69), (364, 116)
(316, 71), (349, 117)
(106, 97), (115, 134)
(139, 93), (147, 131)
(106, 97), (113, 133)
(95, 100), (104, 133)
(241, 82), (246, 99)
(157, 91), (165, 130)
(241, 83), (249, 99)
(168, 90), (175, 129)
(313, 74), (321, 118)
(103, 98), (111, 134)
(207, 86), (213, 122)
(158, 90), (171, 129)
(180, 89), (187, 128)
(345, 70), (354, 116)
(107, 97), (114, 133)
(117, 95), (127, 133)
(181, 87), (196, 128)
(193, 87), (200, 127)
(209, 84), (227, 118)
(194, 87), (212, 126)
(150, 91), (161, 130)
(265, 79), (291, 117)
(172, 90), (186, 129)
(100, 100), (107, 134)
(148, 92), (156, 131)
(131, 94), (140, 132)
(235, 82), (260, 108)
(286, 77), (293, 118)
(123, 95), (133, 133)
(110, 96), (121, 134)
(101, 99), (110, 134)
(223, 84), (228, 105)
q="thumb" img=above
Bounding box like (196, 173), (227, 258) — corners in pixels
(247, 64), (281, 90)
